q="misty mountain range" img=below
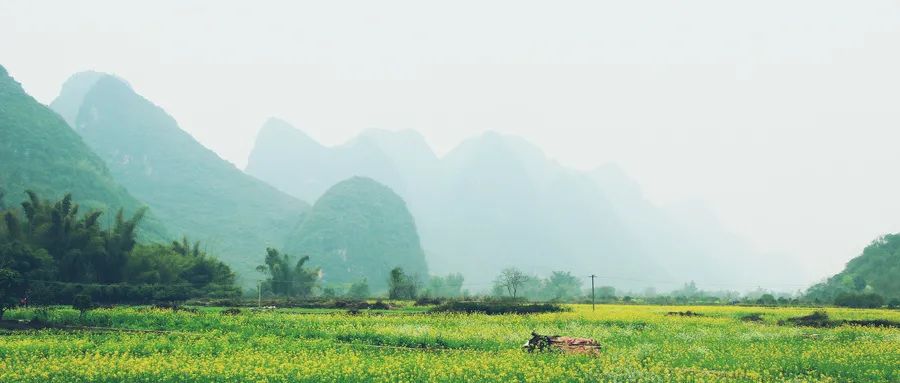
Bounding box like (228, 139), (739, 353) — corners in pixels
(247, 117), (795, 289)
(2, 64), (808, 291)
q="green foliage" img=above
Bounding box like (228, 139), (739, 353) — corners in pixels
(2, 305), (899, 381)
(757, 294), (777, 306)
(544, 271), (582, 301)
(388, 267), (419, 300)
(0, 65), (167, 241)
(834, 293), (884, 309)
(256, 248), (320, 298)
(346, 279), (370, 299)
(72, 294), (92, 318)
(0, 268), (23, 319)
(286, 177), (428, 291)
(493, 268), (529, 298)
(806, 234), (900, 302)
(424, 273), (465, 298)
(49, 73), (308, 284)
(0, 192), (238, 304)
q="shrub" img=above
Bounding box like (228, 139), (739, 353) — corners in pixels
(72, 294), (93, 319)
(782, 311), (833, 328)
(739, 313), (764, 322)
(414, 297), (444, 306)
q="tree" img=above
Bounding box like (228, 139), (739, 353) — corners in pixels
(425, 273), (465, 298)
(545, 271), (582, 301)
(72, 293), (92, 319)
(495, 268), (529, 298)
(0, 191), (238, 304)
(757, 294), (776, 306)
(347, 279), (370, 299)
(671, 281), (700, 298)
(388, 267), (419, 300)
(0, 269), (22, 320)
(596, 286), (616, 300)
(256, 248), (320, 297)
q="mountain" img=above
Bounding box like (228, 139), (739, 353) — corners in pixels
(425, 132), (660, 285)
(0, 65), (166, 239)
(50, 72), (309, 283)
(806, 234), (900, 301)
(285, 177), (428, 290)
(250, 122), (754, 288)
(246, 119), (407, 202)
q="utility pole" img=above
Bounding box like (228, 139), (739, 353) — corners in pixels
(257, 280), (262, 308)
(589, 275), (596, 311)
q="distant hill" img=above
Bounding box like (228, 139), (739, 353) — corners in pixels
(0, 65), (166, 240)
(247, 121), (774, 288)
(285, 177), (428, 290)
(246, 118), (406, 203)
(806, 234), (900, 301)
(50, 73), (309, 283)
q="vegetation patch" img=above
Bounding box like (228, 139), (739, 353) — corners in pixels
(844, 319), (900, 328)
(739, 313), (764, 322)
(780, 311), (900, 328)
(429, 301), (567, 315)
(414, 297), (445, 306)
(666, 310), (703, 317)
(781, 311), (834, 328)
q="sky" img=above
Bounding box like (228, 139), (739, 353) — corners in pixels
(2, 0), (900, 284)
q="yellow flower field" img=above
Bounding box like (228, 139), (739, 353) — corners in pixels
(1, 305), (898, 382)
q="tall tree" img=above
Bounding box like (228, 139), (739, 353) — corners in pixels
(388, 267), (419, 300)
(495, 268), (529, 298)
(256, 248), (319, 297)
(545, 271), (583, 301)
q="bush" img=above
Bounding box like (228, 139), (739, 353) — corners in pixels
(414, 297), (444, 306)
(782, 311), (834, 328)
(739, 313), (764, 322)
(72, 294), (93, 319)
(834, 293), (884, 309)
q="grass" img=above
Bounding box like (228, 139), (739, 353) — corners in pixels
(1, 304), (898, 382)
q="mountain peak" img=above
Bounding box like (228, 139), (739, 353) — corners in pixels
(51, 71), (130, 127)
(351, 128), (438, 165)
(256, 117), (323, 150)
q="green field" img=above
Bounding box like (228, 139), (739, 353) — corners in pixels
(1, 304), (898, 382)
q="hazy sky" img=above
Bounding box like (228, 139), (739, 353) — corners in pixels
(3, 0), (900, 283)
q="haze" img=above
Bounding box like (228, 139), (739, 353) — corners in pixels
(3, 0), (900, 286)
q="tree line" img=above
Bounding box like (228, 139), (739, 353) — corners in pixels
(0, 191), (238, 317)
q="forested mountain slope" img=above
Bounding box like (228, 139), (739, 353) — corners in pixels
(285, 177), (428, 290)
(806, 234), (900, 301)
(50, 72), (309, 282)
(0, 65), (167, 240)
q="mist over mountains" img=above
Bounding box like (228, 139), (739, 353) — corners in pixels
(49, 72), (310, 281)
(1, 64), (814, 293)
(247, 119), (792, 290)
